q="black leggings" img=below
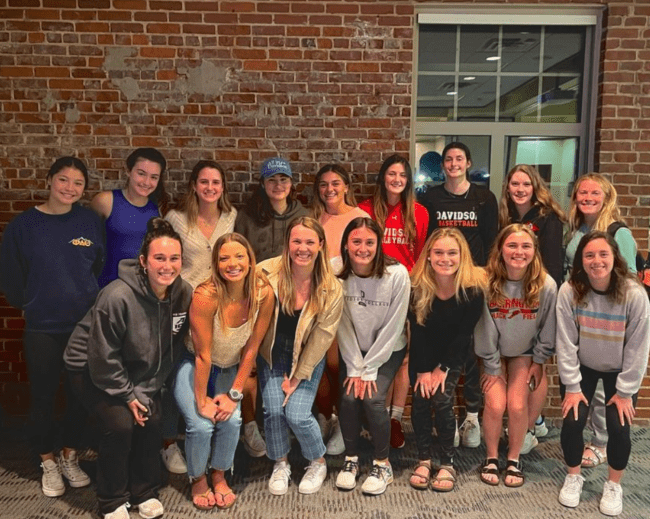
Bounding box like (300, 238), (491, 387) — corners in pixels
(338, 348), (406, 460)
(560, 365), (636, 471)
(23, 331), (86, 455)
(412, 365), (462, 466)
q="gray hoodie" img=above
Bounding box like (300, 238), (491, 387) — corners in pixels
(64, 259), (192, 410)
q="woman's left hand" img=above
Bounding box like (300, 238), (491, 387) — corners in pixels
(527, 362), (543, 391)
(607, 393), (636, 426)
(213, 394), (237, 422)
(281, 374), (300, 407)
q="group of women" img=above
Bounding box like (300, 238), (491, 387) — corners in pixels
(0, 143), (648, 518)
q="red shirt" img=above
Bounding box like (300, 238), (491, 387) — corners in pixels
(359, 198), (429, 272)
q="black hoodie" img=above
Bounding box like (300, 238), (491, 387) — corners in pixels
(64, 259), (192, 411)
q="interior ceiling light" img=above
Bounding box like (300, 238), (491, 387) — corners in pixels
(464, 76), (476, 80)
(486, 56), (500, 61)
(446, 91), (457, 95)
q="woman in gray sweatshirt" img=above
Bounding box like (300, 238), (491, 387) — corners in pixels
(334, 217), (410, 496)
(474, 224), (557, 488)
(556, 231), (650, 517)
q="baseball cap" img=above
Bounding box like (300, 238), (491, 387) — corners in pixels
(260, 157), (292, 179)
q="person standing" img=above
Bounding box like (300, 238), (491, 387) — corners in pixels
(0, 157), (104, 497)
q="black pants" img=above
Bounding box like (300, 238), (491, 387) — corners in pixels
(560, 365), (636, 471)
(412, 365), (462, 466)
(70, 370), (162, 515)
(23, 331), (86, 455)
(338, 348), (406, 460)
(463, 346), (482, 414)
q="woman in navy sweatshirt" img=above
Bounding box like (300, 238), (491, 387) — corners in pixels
(0, 156), (104, 499)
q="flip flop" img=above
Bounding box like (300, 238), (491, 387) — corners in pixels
(191, 489), (215, 511)
(215, 489), (237, 509)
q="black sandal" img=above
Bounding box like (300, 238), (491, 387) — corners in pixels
(504, 459), (525, 488)
(479, 458), (499, 486)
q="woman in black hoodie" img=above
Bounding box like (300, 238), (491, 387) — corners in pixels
(64, 218), (192, 519)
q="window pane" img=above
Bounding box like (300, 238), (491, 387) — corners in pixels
(499, 76), (540, 122)
(459, 26), (500, 73)
(415, 135), (492, 192)
(543, 27), (586, 75)
(458, 77), (497, 121)
(418, 24), (457, 72)
(501, 26), (542, 73)
(416, 74), (455, 119)
(506, 136), (579, 211)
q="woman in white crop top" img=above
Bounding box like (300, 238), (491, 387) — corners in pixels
(173, 233), (274, 511)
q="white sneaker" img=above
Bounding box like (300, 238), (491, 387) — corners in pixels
(136, 498), (164, 519)
(519, 430), (539, 455)
(335, 456), (359, 490)
(534, 416), (549, 437)
(459, 418), (480, 448)
(58, 450), (91, 488)
(269, 460), (291, 495)
(160, 442), (187, 474)
(317, 413), (331, 442)
(600, 480), (623, 516)
(326, 416), (345, 455)
(242, 421), (266, 458)
(41, 459), (65, 497)
(361, 461), (393, 495)
(558, 473), (585, 508)
(299, 460), (327, 494)
(104, 503), (130, 519)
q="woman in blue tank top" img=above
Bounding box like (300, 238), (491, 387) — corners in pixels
(91, 147), (169, 288)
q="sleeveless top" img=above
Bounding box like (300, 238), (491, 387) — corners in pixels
(98, 189), (159, 287)
(186, 308), (259, 368)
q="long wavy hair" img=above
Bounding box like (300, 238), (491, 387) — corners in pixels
(178, 160), (233, 227)
(410, 228), (486, 325)
(371, 154), (418, 247)
(311, 164), (357, 220)
(279, 216), (334, 315)
(486, 223), (546, 308)
(498, 164), (566, 228)
(338, 217), (397, 280)
(568, 173), (625, 234)
(569, 230), (636, 305)
(205, 232), (266, 332)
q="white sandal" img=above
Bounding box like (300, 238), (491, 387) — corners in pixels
(581, 443), (607, 468)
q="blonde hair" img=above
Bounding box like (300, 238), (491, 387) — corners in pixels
(498, 164), (566, 228)
(180, 160), (233, 227)
(568, 173), (624, 234)
(278, 217), (334, 315)
(486, 224), (546, 308)
(201, 233), (266, 332)
(410, 228), (486, 325)
(372, 154), (417, 246)
(310, 164), (357, 221)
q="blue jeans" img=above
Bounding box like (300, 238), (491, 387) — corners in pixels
(258, 336), (326, 461)
(173, 355), (241, 478)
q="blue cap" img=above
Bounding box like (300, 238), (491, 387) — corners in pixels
(260, 157), (292, 179)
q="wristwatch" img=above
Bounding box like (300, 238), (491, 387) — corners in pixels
(227, 388), (244, 402)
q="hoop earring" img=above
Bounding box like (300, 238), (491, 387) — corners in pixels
(143, 267), (147, 274)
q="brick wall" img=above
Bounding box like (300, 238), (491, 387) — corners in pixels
(0, 0), (648, 424)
